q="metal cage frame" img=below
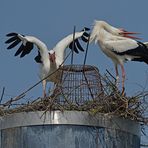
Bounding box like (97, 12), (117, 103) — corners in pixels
(53, 65), (104, 105)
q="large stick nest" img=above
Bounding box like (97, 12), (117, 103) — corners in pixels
(0, 68), (148, 125)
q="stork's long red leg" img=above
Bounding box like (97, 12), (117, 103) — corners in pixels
(42, 79), (47, 98)
(120, 64), (125, 93)
(115, 64), (119, 87)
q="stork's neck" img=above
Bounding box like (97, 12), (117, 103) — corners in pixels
(91, 23), (117, 43)
(54, 50), (65, 67)
(97, 21), (118, 35)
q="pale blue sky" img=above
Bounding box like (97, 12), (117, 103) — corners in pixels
(1, 0), (148, 97)
(0, 0), (148, 145)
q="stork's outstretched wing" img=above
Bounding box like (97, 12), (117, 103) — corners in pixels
(34, 51), (42, 63)
(5, 33), (34, 58)
(68, 27), (90, 53)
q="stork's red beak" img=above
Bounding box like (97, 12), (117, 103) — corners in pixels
(49, 53), (56, 63)
(119, 28), (141, 40)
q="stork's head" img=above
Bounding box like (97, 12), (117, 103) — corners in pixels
(90, 20), (140, 40)
(98, 20), (140, 39)
(89, 20), (112, 43)
(49, 50), (56, 63)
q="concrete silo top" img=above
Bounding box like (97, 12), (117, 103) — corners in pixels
(0, 111), (140, 137)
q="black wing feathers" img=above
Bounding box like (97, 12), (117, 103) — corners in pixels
(75, 39), (84, 52)
(129, 42), (148, 64)
(34, 51), (42, 63)
(113, 41), (148, 64)
(69, 39), (79, 54)
(7, 39), (21, 49)
(81, 27), (90, 31)
(6, 32), (18, 37)
(117, 42), (148, 56)
(5, 36), (18, 44)
(69, 27), (90, 53)
(81, 31), (90, 42)
(83, 32), (90, 37)
(5, 32), (34, 58)
(19, 42), (33, 57)
(81, 35), (88, 42)
(14, 44), (25, 56)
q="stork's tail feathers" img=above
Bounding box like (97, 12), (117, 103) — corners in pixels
(132, 56), (148, 64)
(69, 27), (90, 53)
(131, 42), (148, 64)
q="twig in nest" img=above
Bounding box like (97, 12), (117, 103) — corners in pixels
(3, 94), (25, 107)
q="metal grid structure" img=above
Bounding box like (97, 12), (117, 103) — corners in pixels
(54, 65), (104, 105)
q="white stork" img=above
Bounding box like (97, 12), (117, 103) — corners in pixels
(89, 20), (148, 92)
(5, 28), (90, 97)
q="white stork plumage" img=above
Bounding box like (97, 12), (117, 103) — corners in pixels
(5, 28), (90, 97)
(89, 20), (148, 92)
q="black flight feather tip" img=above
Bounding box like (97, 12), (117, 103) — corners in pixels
(75, 39), (84, 52)
(20, 42), (33, 58)
(69, 27), (90, 53)
(81, 28), (90, 43)
(5, 36), (18, 44)
(14, 42), (34, 58)
(82, 27), (90, 31)
(5, 32), (21, 49)
(7, 39), (21, 49)
(14, 44), (25, 56)
(69, 40), (79, 54)
(5, 32), (34, 58)
(81, 35), (88, 42)
(83, 32), (90, 38)
(6, 32), (18, 37)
